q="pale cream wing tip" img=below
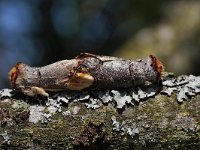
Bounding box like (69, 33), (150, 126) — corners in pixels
(65, 73), (94, 90)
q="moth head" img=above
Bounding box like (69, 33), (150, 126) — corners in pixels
(149, 55), (164, 77)
(9, 62), (25, 89)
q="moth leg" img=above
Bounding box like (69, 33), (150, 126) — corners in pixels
(19, 86), (49, 97)
(31, 87), (49, 97)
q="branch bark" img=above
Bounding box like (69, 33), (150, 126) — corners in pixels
(0, 86), (199, 149)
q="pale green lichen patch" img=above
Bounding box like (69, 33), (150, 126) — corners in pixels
(162, 75), (200, 102)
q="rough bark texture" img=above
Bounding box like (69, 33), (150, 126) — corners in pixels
(0, 87), (199, 150)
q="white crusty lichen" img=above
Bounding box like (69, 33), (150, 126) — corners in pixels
(132, 87), (158, 103)
(138, 88), (147, 99)
(41, 113), (52, 123)
(162, 75), (200, 102)
(76, 92), (90, 101)
(28, 105), (45, 124)
(46, 98), (62, 113)
(161, 87), (177, 96)
(110, 86), (158, 109)
(29, 103), (57, 124)
(29, 99), (61, 124)
(127, 123), (139, 138)
(111, 116), (125, 132)
(0, 89), (13, 98)
(62, 106), (80, 117)
(0, 131), (11, 145)
(98, 91), (113, 103)
(111, 90), (133, 108)
(62, 110), (71, 117)
(85, 98), (101, 109)
(111, 116), (139, 138)
(49, 86), (159, 110)
(57, 96), (69, 104)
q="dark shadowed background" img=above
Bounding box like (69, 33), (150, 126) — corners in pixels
(0, 0), (200, 89)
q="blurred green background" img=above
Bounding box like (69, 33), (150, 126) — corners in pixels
(0, 0), (200, 88)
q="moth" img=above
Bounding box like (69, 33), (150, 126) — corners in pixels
(9, 53), (164, 97)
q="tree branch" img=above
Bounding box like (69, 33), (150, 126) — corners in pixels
(0, 74), (200, 149)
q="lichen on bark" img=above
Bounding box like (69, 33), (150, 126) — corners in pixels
(0, 74), (200, 149)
